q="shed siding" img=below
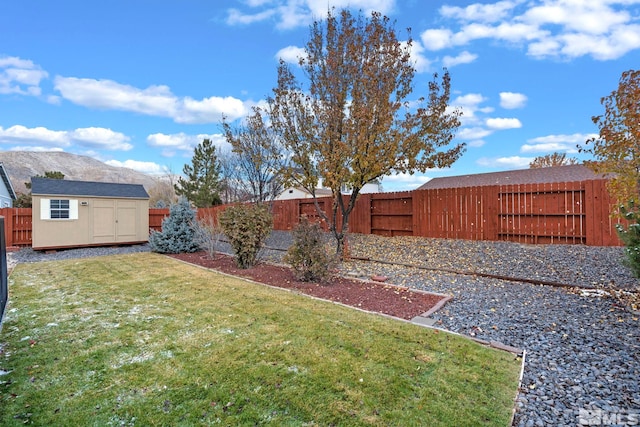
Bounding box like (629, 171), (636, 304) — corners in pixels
(32, 195), (149, 249)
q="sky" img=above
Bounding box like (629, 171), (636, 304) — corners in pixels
(0, 0), (639, 192)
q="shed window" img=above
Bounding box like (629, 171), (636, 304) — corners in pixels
(40, 199), (78, 220)
(50, 199), (70, 219)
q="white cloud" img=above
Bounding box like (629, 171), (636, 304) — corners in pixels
(0, 124), (132, 151)
(440, 1), (517, 23)
(421, 28), (454, 50)
(451, 93), (491, 125)
(0, 125), (69, 146)
(442, 50), (478, 67)
(226, 0), (396, 30)
(147, 132), (229, 157)
(457, 126), (493, 140)
(452, 21), (545, 46)
(0, 56), (48, 96)
(521, 132), (598, 152)
(381, 172), (432, 191)
(105, 159), (163, 175)
(54, 76), (250, 124)
(423, 0), (640, 60)
(499, 92), (527, 109)
(467, 139), (486, 148)
(226, 8), (276, 25)
(452, 92), (486, 107)
(485, 117), (522, 129)
(451, 92), (524, 144)
(54, 77), (177, 116)
(477, 155), (533, 168)
(276, 45), (306, 64)
(178, 96), (247, 124)
(523, 1), (631, 35)
(520, 142), (578, 153)
(0, 57), (35, 68)
(69, 127), (133, 151)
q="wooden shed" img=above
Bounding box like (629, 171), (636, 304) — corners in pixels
(31, 178), (149, 250)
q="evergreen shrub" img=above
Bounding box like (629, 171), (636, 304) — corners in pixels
(219, 204), (272, 268)
(149, 198), (200, 254)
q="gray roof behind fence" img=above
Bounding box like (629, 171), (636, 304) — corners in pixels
(31, 177), (149, 199)
(417, 164), (604, 190)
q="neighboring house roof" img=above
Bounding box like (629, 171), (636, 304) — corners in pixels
(417, 165), (604, 190)
(0, 163), (17, 200)
(31, 177), (149, 199)
(310, 188), (333, 196)
(280, 187), (333, 197)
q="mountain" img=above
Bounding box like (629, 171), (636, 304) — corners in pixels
(0, 151), (158, 194)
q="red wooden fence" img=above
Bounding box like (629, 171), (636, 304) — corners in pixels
(1, 179), (626, 247)
(0, 208), (32, 247)
(266, 179), (624, 246)
(148, 205), (229, 233)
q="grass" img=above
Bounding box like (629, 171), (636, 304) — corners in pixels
(0, 253), (521, 426)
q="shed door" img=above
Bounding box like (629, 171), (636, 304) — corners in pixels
(116, 201), (137, 242)
(93, 200), (116, 243)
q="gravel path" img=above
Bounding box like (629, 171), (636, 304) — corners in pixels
(7, 234), (640, 426)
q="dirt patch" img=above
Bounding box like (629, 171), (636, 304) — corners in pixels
(169, 252), (446, 321)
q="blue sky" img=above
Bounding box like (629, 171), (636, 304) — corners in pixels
(1, 0), (639, 192)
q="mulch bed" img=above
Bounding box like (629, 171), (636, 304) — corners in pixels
(168, 252), (446, 321)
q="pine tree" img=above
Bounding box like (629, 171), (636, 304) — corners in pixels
(148, 198), (200, 254)
(174, 139), (223, 208)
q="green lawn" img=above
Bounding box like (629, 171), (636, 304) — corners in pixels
(0, 253), (521, 426)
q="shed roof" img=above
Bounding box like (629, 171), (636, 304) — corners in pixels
(0, 163), (17, 200)
(31, 177), (149, 199)
(417, 164), (604, 190)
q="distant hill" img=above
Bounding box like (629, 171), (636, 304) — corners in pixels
(0, 151), (158, 194)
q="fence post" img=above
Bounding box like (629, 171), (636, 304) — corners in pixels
(585, 180), (601, 246)
(0, 209), (13, 247)
(484, 185), (499, 241)
(0, 216), (7, 329)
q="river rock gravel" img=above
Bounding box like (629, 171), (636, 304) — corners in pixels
(7, 233), (640, 426)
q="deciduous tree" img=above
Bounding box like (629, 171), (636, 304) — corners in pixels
(174, 139), (223, 208)
(268, 9), (465, 257)
(222, 107), (286, 204)
(580, 69), (640, 210)
(148, 178), (177, 208)
(529, 152), (578, 168)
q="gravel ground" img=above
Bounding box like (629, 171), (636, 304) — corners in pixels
(7, 244), (151, 269)
(7, 233), (640, 426)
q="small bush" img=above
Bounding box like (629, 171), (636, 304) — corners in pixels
(219, 204), (272, 268)
(149, 198), (200, 254)
(284, 216), (335, 282)
(193, 214), (223, 259)
(616, 201), (640, 278)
